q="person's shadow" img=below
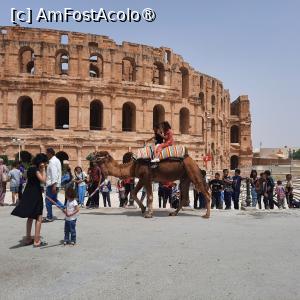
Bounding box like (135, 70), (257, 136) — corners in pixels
(9, 237), (34, 249)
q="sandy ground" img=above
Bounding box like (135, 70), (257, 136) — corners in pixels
(1, 190), (300, 300)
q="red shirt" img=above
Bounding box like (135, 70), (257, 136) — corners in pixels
(89, 166), (101, 184)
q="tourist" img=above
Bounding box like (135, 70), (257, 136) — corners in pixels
(8, 161), (22, 206)
(0, 158), (9, 206)
(255, 173), (265, 209)
(86, 162), (102, 208)
(63, 186), (79, 246)
(123, 177), (135, 206)
(11, 154), (48, 247)
(285, 174), (293, 208)
(232, 169), (242, 209)
(223, 169), (233, 209)
(209, 172), (224, 209)
(198, 170), (208, 209)
(163, 181), (173, 207)
(171, 182), (179, 209)
(264, 170), (275, 209)
(158, 183), (164, 208)
(61, 166), (73, 205)
(274, 180), (286, 209)
(45, 148), (63, 222)
(100, 177), (112, 207)
(145, 124), (164, 146)
(249, 170), (258, 208)
(117, 179), (126, 207)
(74, 166), (87, 207)
(151, 121), (174, 163)
(18, 162), (26, 201)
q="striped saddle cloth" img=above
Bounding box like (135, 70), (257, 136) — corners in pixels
(136, 145), (186, 160)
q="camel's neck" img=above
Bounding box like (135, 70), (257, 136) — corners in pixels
(106, 159), (134, 179)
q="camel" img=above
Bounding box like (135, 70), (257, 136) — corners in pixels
(93, 151), (211, 218)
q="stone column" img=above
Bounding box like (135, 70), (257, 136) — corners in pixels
(76, 93), (83, 130)
(40, 91), (46, 128)
(2, 89), (8, 125)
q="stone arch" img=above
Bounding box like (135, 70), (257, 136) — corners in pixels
(122, 102), (136, 131)
(89, 54), (103, 78)
(122, 57), (136, 82)
(90, 100), (103, 130)
(211, 142), (215, 154)
(56, 151), (69, 164)
(18, 96), (33, 128)
(230, 125), (240, 143)
(55, 49), (69, 75)
(55, 98), (69, 129)
(199, 92), (205, 107)
(179, 107), (190, 134)
(153, 62), (164, 85)
(19, 47), (35, 74)
(211, 119), (216, 139)
(180, 67), (189, 98)
(153, 104), (165, 128)
(230, 155), (239, 170)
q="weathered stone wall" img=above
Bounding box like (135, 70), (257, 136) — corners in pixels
(0, 26), (252, 171)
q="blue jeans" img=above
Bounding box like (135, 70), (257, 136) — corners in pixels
(251, 187), (257, 207)
(46, 186), (64, 219)
(224, 190), (233, 209)
(64, 219), (77, 243)
(77, 185), (86, 205)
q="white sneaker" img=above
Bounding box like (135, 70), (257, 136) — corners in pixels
(151, 157), (160, 163)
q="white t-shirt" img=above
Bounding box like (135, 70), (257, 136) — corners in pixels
(65, 199), (79, 221)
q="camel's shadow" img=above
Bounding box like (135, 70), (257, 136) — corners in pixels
(81, 208), (204, 218)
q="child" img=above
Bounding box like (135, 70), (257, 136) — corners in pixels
(275, 180), (286, 209)
(151, 121), (174, 163)
(285, 174), (293, 208)
(64, 187), (79, 246)
(209, 173), (224, 209)
(117, 179), (126, 207)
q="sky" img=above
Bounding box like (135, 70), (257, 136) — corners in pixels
(0, 0), (299, 148)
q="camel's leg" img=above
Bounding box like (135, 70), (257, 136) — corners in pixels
(169, 177), (190, 216)
(131, 179), (146, 214)
(144, 181), (154, 218)
(183, 156), (211, 218)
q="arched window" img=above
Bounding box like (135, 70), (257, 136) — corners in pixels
(19, 47), (35, 74)
(89, 54), (103, 78)
(122, 102), (136, 131)
(211, 143), (215, 155)
(230, 155), (239, 170)
(122, 58), (136, 82)
(56, 50), (69, 75)
(211, 95), (216, 114)
(179, 107), (190, 134)
(200, 76), (204, 89)
(199, 92), (205, 107)
(211, 119), (216, 139)
(56, 151), (69, 165)
(212, 80), (215, 92)
(90, 100), (103, 130)
(153, 62), (164, 85)
(55, 98), (69, 129)
(230, 125), (240, 143)
(153, 104), (165, 127)
(18, 96), (33, 128)
(180, 67), (189, 98)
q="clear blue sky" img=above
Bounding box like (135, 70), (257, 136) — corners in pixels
(1, 0), (299, 148)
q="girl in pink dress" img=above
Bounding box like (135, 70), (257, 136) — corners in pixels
(151, 121), (174, 162)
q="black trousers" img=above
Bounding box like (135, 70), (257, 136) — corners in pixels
(233, 190), (240, 210)
(102, 192), (111, 207)
(86, 183), (99, 208)
(257, 193), (262, 209)
(268, 192), (274, 209)
(224, 191), (233, 209)
(211, 192), (222, 209)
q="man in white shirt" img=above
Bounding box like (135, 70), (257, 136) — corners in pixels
(45, 148), (63, 222)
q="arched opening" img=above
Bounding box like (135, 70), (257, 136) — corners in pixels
(211, 143), (215, 155)
(200, 76), (204, 89)
(15, 150), (32, 163)
(90, 100), (103, 130)
(18, 96), (33, 128)
(153, 104), (165, 128)
(179, 107), (190, 134)
(199, 92), (205, 107)
(55, 98), (69, 129)
(56, 151), (69, 165)
(180, 67), (189, 98)
(122, 102), (136, 132)
(153, 62), (164, 85)
(89, 54), (103, 78)
(211, 119), (216, 139)
(212, 80), (215, 92)
(230, 125), (240, 143)
(122, 58), (136, 82)
(211, 95), (216, 114)
(56, 50), (69, 75)
(19, 47), (35, 74)
(230, 155), (239, 170)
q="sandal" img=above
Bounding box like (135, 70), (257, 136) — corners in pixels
(33, 241), (48, 248)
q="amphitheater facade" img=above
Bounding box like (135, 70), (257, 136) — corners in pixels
(0, 26), (252, 171)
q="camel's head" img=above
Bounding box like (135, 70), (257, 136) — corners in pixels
(90, 151), (113, 176)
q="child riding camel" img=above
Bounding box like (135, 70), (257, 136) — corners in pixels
(151, 121), (174, 163)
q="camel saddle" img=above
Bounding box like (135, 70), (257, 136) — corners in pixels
(135, 145), (187, 162)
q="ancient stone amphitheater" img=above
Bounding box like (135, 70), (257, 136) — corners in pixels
(0, 26), (252, 171)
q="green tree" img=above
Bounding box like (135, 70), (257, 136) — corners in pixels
(293, 149), (300, 160)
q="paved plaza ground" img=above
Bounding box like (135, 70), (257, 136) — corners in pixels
(1, 189), (300, 300)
